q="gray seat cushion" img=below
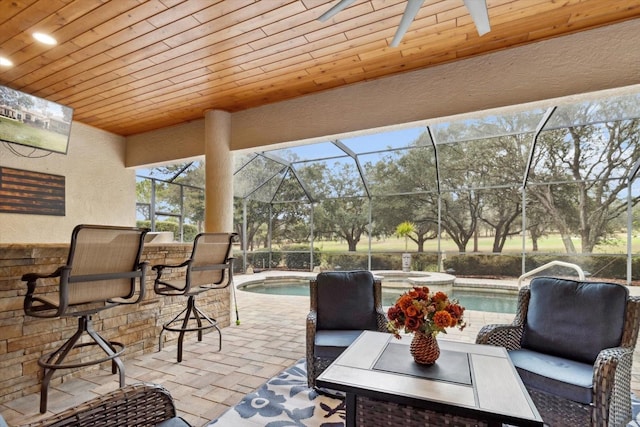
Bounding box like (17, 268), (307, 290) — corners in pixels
(156, 416), (192, 427)
(314, 330), (363, 358)
(316, 271), (377, 331)
(521, 277), (628, 364)
(510, 349), (594, 404)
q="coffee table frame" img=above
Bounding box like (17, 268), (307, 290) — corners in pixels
(316, 331), (543, 427)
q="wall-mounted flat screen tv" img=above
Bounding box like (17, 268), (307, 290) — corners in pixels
(0, 85), (73, 154)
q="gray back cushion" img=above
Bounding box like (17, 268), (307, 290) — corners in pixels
(316, 270), (377, 330)
(522, 277), (628, 364)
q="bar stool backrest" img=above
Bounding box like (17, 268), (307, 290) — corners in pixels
(67, 225), (148, 305)
(187, 232), (236, 289)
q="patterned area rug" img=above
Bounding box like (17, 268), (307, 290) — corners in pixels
(630, 393), (640, 427)
(207, 359), (640, 427)
(207, 360), (345, 427)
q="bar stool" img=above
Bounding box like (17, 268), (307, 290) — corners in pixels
(22, 224), (149, 413)
(153, 232), (236, 362)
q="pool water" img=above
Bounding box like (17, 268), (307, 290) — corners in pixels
(240, 282), (518, 314)
(387, 289), (517, 314)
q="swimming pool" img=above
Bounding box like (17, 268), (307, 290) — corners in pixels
(238, 280), (518, 314)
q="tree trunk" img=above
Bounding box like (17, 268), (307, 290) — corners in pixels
(576, 180), (593, 253)
(560, 233), (576, 253)
(487, 209), (520, 253)
(531, 236), (539, 251)
(492, 232), (505, 253)
(530, 186), (577, 254)
(473, 225), (479, 252)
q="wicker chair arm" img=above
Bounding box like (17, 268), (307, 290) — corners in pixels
(18, 383), (178, 427)
(306, 310), (318, 386)
(621, 296), (640, 348)
(592, 346), (635, 426)
(475, 323), (524, 350)
(306, 310), (317, 339)
(375, 308), (389, 332)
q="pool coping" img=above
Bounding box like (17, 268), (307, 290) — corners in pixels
(234, 270), (522, 293)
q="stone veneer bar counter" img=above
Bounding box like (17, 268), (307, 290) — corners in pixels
(0, 243), (231, 404)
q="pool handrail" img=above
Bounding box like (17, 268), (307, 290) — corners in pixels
(517, 261), (586, 288)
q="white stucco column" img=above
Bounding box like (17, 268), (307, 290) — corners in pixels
(204, 109), (233, 232)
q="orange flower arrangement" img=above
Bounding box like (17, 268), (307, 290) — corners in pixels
(387, 286), (466, 339)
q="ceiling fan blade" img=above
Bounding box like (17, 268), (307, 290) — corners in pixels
(318, 0), (357, 22)
(390, 0), (425, 47)
(463, 0), (491, 36)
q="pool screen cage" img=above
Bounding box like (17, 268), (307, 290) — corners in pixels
(140, 90), (640, 284)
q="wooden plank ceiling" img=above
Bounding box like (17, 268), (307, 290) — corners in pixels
(1, 0), (639, 136)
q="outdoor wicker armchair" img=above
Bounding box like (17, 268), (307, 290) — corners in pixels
(306, 270), (388, 388)
(17, 383), (190, 427)
(476, 277), (640, 427)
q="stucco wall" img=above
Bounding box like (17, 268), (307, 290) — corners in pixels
(0, 122), (136, 243)
(125, 18), (640, 166)
(126, 119), (204, 168)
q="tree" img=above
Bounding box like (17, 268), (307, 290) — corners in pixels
(367, 136), (438, 252)
(524, 198), (553, 251)
(135, 178), (153, 220)
(437, 116), (536, 253)
(270, 202), (312, 245)
(429, 138), (486, 253)
(473, 131), (532, 252)
(478, 188), (522, 253)
(309, 162), (370, 252)
(527, 101), (640, 253)
(184, 187), (205, 231)
(0, 86), (33, 110)
(527, 181), (579, 253)
(440, 190), (480, 252)
(146, 162), (204, 217)
(233, 151), (318, 252)
(395, 221), (416, 251)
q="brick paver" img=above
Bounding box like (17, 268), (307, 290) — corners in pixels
(1, 273), (637, 427)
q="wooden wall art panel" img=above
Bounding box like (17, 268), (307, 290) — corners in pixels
(0, 166), (65, 216)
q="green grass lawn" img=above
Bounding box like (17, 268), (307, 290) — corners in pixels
(0, 117), (68, 153)
(310, 233), (639, 254)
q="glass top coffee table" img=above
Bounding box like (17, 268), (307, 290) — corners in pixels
(316, 331), (543, 427)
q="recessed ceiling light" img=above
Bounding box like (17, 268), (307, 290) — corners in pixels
(0, 57), (13, 67)
(33, 32), (57, 45)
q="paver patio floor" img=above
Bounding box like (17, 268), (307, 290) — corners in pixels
(2, 272), (638, 427)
